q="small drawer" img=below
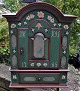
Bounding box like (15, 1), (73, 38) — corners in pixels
(19, 73), (60, 84)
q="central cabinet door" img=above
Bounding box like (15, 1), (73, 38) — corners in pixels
(28, 29), (61, 69)
(18, 28), (62, 69)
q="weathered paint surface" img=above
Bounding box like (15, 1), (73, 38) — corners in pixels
(3, 2), (77, 88)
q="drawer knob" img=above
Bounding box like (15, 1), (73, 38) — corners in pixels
(38, 77), (41, 81)
(20, 48), (24, 55)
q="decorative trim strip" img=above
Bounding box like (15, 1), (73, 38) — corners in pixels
(9, 83), (68, 88)
(10, 69), (70, 72)
(17, 28), (28, 30)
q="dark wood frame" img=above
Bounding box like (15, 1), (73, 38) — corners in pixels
(3, 2), (77, 23)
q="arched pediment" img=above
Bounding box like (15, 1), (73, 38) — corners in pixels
(3, 2), (77, 23)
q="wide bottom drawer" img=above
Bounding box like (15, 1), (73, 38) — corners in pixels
(19, 73), (60, 84)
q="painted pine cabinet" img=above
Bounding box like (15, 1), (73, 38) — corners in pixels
(3, 2), (77, 88)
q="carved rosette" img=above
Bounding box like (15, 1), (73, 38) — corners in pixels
(26, 14), (35, 20)
(37, 11), (44, 18)
(11, 24), (16, 28)
(64, 25), (69, 29)
(47, 15), (54, 23)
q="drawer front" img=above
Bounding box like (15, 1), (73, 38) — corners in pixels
(19, 73), (60, 83)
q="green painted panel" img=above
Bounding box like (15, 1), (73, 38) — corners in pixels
(20, 11), (58, 29)
(9, 22), (18, 69)
(11, 72), (18, 83)
(60, 27), (70, 69)
(60, 72), (67, 83)
(18, 30), (28, 68)
(50, 29), (61, 68)
(29, 38), (33, 59)
(28, 23), (51, 37)
(19, 73), (59, 83)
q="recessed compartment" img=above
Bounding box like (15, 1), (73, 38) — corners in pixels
(19, 73), (60, 83)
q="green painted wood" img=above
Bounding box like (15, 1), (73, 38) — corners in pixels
(11, 72), (18, 84)
(3, 2), (76, 86)
(50, 29), (61, 68)
(45, 39), (48, 60)
(9, 22), (18, 69)
(60, 73), (67, 83)
(18, 30), (28, 68)
(19, 73), (60, 83)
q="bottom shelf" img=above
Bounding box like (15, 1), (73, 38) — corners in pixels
(9, 83), (68, 88)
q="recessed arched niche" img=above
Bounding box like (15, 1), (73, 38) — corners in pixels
(34, 33), (45, 58)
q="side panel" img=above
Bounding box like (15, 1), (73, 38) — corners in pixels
(18, 29), (28, 68)
(50, 29), (62, 69)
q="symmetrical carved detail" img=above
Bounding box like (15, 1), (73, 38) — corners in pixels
(13, 75), (17, 79)
(24, 21), (27, 25)
(10, 30), (13, 34)
(19, 31), (26, 38)
(13, 49), (16, 54)
(66, 31), (69, 35)
(31, 63), (35, 67)
(62, 75), (66, 80)
(45, 29), (48, 32)
(58, 23), (61, 27)
(18, 23), (21, 26)
(63, 51), (66, 54)
(32, 28), (35, 32)
(43, 63), (47, 67)
(36, 23), (42, 30)
(37, 63), (41, 67)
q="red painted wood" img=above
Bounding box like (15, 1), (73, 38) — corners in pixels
(10, 69), (69, 72)
(3, 2), (77, 23)
(9, 83), (68, 88)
